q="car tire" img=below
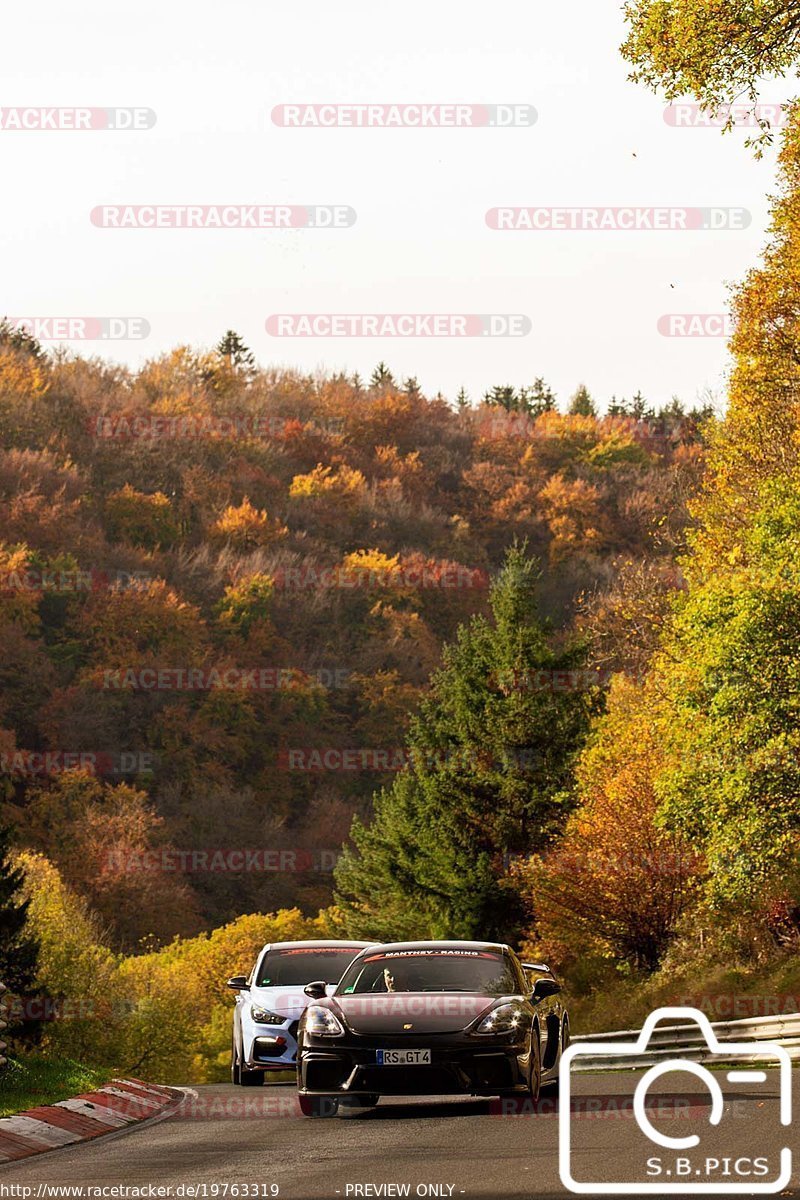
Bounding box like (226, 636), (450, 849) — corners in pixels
(526, 1029), (542, 1104)
(231, 1036), (242, 1086)
(541, 1017), (569, 1097)
(240, 1064), (265, 1087)
(298, 1094), (339, 1118)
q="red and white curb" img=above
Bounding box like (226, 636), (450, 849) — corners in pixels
(0, 1078), (183, 1163)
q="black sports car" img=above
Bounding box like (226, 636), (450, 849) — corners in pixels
(295, 939), (568, 1116)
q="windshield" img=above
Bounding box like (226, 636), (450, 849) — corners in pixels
(257, 947), (363, 987)
(338, 948), (519, 995)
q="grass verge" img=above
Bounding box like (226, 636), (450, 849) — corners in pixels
(0, 1055), (115, 1117)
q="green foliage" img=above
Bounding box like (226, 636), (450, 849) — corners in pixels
(335, 548), (596, 943)
(214, 330), (256, 374)
(0, 828), (38, 996)
(0, 1055), (113, 1117)
(568, 384), (596, 417)
(105, 485), (180, 551)
(656, 476), (800, 907)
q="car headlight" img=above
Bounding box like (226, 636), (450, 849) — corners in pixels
(473, 1003), (526, 1036)
(250, 1006), (286, 1025)
(304, 1004), (345, 1037)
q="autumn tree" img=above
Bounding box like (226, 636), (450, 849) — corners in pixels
(528, 678), (701, 971)
(622, 0), (800, 147)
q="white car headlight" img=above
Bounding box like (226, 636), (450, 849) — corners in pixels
(250, 1006), (285, 1025)
(473, 1003), (525, 1036)
(304, 1004), (345, 1037)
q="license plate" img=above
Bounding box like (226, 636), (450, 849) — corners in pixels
(376, 1048), (432, 1066)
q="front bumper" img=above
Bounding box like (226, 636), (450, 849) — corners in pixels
(298, 1036), (530, 1097)
(244, 1020), (300, 1070)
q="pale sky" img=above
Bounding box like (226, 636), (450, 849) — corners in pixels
(2, 0), (787, 411)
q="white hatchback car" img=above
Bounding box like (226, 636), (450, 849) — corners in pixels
(229, 940), (371, 1085)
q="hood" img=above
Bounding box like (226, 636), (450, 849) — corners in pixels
(332, 992), (496, 1035)
(250, 983), (335, 1020)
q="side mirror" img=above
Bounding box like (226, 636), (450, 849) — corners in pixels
(531, 977), (561, 1002)
(304, 980), (327, 999)
(227, 975), (249, 991)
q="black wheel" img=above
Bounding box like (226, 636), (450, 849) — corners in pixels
(240, 1063), (264, 1087)
(231, 1035), (242, 1086)
(298, 1094), (339, 1118)
(541, 1016), (569, 1097)
(527, 1029), (542, 1103)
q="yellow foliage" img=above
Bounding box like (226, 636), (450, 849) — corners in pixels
(209, 498), (287, 550)
(0, 351), (49, 400)
(289, 463), (366, 500)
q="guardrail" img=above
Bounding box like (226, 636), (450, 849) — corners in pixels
(572, 1011), (800, 1070)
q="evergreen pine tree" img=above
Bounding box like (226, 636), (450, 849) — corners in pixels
(370, 362), (395, 389)
(215, 330), (256, 374)
(568, 384), (596, 417)
(0, 826), (37, 994)
(334, 547), (596, 942)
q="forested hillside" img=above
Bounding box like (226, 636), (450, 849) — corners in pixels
(0, 332), (708, 949)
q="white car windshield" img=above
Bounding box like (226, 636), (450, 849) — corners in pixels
(257, 947), (363, 987)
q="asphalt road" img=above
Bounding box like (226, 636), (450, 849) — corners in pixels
(0, 1071), (797, 1200)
